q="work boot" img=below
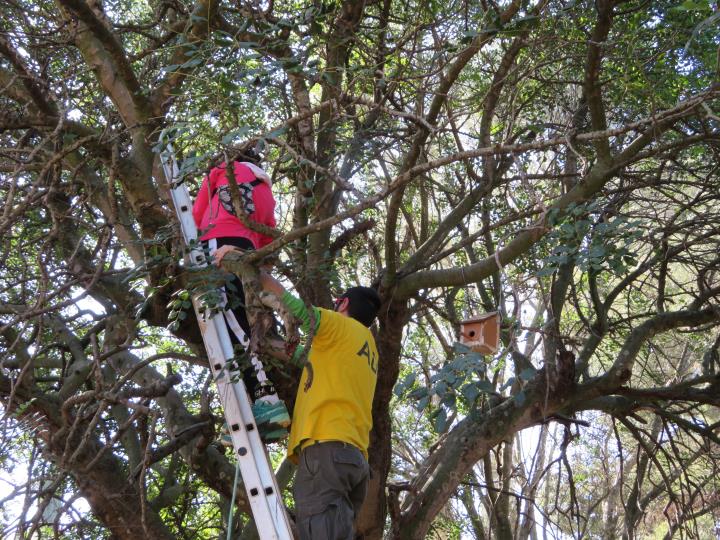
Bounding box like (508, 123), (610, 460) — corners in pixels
(251, 399), (291, 430)
(220, 422), (289, 446)
(259, 425), (289, 443)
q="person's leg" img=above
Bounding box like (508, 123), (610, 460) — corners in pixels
(213, 237), (253, 333)
(212, 237), (261, 396)
(347, 461), (369, 522)
(294, 443), (369, 540)
(211, 237), (289, 438)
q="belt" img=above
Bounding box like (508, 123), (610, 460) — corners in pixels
(299, 439), (358, 452)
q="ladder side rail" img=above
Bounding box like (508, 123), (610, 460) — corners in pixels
(195, 310), (293, 540)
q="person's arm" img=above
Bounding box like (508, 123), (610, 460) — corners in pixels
(213, 244), (244, 263)
(192, 176), (210, 227)
(259, 271), (320, 334)
(258, 270), (285, 297)
(213, 251), (321, 332)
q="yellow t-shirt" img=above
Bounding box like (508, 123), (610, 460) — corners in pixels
(286, 307), (378, 462)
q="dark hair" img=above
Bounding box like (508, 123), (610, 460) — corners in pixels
(234, 145), (262, 166)
(341, 286), (381, 327)
(208, 142), (263, 173)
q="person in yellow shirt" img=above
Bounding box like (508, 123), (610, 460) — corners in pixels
(214, 245), (381, 540)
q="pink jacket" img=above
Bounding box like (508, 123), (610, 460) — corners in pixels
(192, 161), (276, 248)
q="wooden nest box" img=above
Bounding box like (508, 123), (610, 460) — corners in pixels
(459, 312), (500, 355)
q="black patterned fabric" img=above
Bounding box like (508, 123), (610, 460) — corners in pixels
(215, 180), (259, 216)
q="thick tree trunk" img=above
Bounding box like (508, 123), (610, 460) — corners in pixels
(65, 449), (175, 540)
(356, 297), (409, 538)
(494, 441), (514, 540)
(18, 390), (176, 540)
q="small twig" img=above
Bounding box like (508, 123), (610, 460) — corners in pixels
(139, 411), (159, 537)
(132, 420), (210, 476)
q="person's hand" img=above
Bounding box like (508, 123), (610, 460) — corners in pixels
(213, 245), (240, 264)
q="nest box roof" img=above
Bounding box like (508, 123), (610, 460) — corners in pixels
(459, 311), (499, 325)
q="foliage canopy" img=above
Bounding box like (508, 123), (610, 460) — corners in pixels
(1, 0), (719, 538)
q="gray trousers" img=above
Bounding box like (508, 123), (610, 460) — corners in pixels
(294, 441), (369, 540)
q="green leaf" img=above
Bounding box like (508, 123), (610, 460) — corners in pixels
(14, 398), (37, 416)
(476, 380), (494, 393)
(416, 396), (429, 412)
(536, 267), (555, 277)
(519, 368), (537, 381)
(394, 372), (417, 397)
(512, 15), (540, 29)
(433, 408), (448, 432)
(588, 245), (606, 259)
(408, 387), (427, 400)
(499, 377), (516, 391)
(267, 126), (287, 138)
(181, 57), (203, 69)
(461, 29), (479, 43)
(465, 351), (484, 363)
(672, 0), (710, 11)
(441, 393), (456, 408)
(453, 342), (471, 354)
(462, 384), (480, 403)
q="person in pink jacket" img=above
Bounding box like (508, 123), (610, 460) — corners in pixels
(192, 154), (276, 250)
(193, 147), (290, 437)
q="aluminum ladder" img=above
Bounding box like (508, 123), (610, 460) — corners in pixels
(159, 146), (294, 540)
